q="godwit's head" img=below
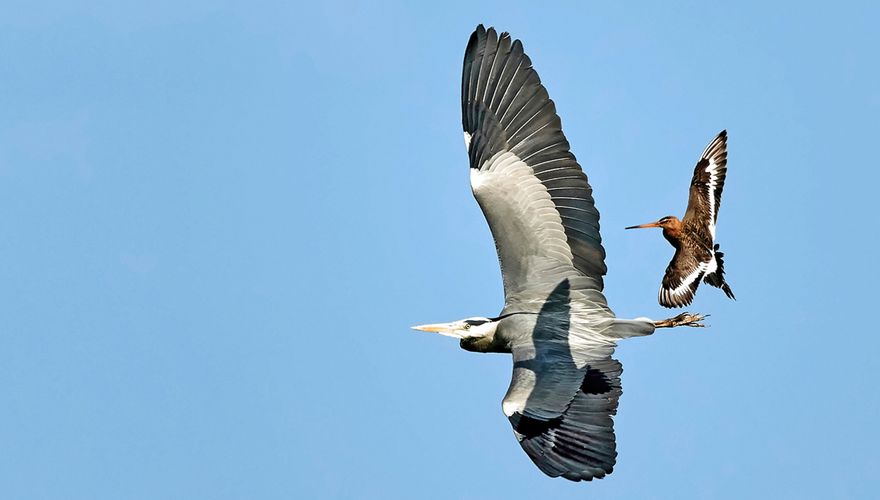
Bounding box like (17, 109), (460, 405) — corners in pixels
(625, 215), (681, 231)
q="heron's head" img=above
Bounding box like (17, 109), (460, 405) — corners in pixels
(625, 215), (680, 230)
(411, 317), (497, 339)
(412, 316), (503, 352)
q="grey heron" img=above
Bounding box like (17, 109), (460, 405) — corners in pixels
(413, 25), (707, 482)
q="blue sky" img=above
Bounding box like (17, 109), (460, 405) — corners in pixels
(1, 1), (878, 498)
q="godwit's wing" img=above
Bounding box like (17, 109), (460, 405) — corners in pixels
(658, 244), (714, 308)
(674, 130), (735, 305)
(462, 25), (655, 481)
(682, 130), (728, 243)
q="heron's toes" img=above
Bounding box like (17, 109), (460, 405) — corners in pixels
(654, 312), (709, 329)
(677, 312), (708, 328)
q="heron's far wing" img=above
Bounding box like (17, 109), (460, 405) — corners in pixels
(505, 350), (623, 482)
(682, 130), (728, 240)
(462, 25), (606, 298)
(499, 279), (643, 482)
(659, 247), (711, 308)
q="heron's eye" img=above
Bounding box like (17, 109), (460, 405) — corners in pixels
(463, 323), (471, 330)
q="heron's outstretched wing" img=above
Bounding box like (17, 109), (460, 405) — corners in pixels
(682, 130), (728, 241)
(462, 25), (606, 299)
(509, 356), (623, 481)
(501, 280), (653, 481)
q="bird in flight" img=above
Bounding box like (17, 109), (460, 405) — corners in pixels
(413, 25), (706, 482)
(625, 131), (735, 308)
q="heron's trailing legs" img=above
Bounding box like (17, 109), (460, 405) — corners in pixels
(654, 312), (707, 329)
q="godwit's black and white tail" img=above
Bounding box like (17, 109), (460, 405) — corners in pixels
(702, 244), (735, 300)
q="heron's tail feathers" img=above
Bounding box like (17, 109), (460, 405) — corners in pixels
(703, 244), (735, 300)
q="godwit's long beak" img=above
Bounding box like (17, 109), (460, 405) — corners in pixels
(625, 220), (662, 230)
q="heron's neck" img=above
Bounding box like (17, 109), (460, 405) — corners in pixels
(460, 335), (508, 353)
(459, 321), (508, 353)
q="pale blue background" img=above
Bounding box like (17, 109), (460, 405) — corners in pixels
(1, 1), (878, 499)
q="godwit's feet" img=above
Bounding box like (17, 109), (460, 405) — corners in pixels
(654, 312), (708, 329)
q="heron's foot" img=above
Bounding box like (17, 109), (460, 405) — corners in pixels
(654, 312), (708, 329)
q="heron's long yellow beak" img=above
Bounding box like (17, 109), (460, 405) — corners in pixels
(625, 220), (662, 229)
(411, 323), (448, 333)
(411, 322), (463, 338)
